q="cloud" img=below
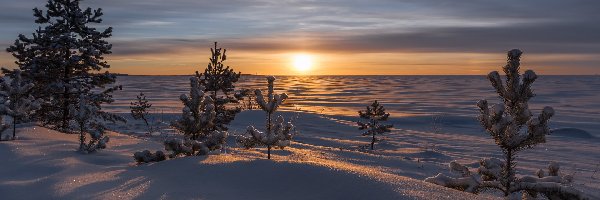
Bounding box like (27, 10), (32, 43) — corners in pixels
(1, 0), (599, 72)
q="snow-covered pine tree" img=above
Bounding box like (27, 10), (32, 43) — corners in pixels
(237, 76), (295, 159)
(0, 69), (42, 140)
(195, 42), (242, 132)
(4, 0), (117, 132)
(425, 49), (588, 199)
(477, 49), (554, 197)
(130, 92), (152, 133)
(357, 100), (393, 150)
(171, 77), (227, 156)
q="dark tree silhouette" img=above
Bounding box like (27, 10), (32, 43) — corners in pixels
(130, 92), (153, 133)
(357, 100), (393, 150)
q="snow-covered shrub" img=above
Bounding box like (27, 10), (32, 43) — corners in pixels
(133, 150), (166, 163)
(4, 0), (118, 132)
(425, 160), (588, 199)
(164, 131), (227, 158)
(70, 93), (123, 153)
(425, 49), (588, 199)
(0, 69), (42, 140)
(237, 76), (295, 159)
(171, 77), (227, 156)
(196, 42), (242, 132)
(130, 92), (153, 133)
(357, 100), (393, 150)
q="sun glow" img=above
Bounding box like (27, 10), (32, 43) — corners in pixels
(292, 54), (313, 73)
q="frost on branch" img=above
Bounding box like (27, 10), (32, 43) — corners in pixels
(0, 69), (42, 140)
(357, 100), (393, 150)
(237, 76), (296, 159)
(133, 150), (166, 163)
(425, 161), (589, 199)
(130, 92), (153, 133)
(426, 49), (588, 199)
(170, 77), (227, 156)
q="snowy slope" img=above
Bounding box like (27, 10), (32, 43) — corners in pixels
(0, 125), (487, 200)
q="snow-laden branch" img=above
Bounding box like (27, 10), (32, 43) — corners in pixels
(255, 76), (288, 114)
(134, 150), (166, 163)
(164, 131), (227, 158)
(240, 116), (295, 149)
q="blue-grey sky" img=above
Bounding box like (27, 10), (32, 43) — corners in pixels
(1, 0), (599, 75)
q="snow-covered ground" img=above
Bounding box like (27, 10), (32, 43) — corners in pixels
(1, 75), (598, 199)
(0, 123), (489, 200)
(115, 109), (599, 198)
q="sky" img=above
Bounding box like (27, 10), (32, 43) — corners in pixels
(0, 0), (599, 75)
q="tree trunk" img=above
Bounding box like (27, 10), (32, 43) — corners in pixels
(79, 123), (85, 151)
(371, 133), (375, 150)
(267, 112), (272, 159)
(503, 149), (513, 196)
(12, 117), (16, 140)
(62, 53), (71, 132)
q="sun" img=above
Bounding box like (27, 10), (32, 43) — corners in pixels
(292, 54), (313, 73)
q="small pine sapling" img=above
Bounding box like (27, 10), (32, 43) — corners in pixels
(237, 76), (295, 159)
(357, 100), (393, 150)
(70, 94), (111, 153)
(425, 49), (588, 199)
(0, 69), (42, 140)
(196, 42), (242, 132)
(130, 92), (153, 133)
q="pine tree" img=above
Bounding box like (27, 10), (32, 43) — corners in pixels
(171, 77), (227, 156)
(0, 69), (42, 140)
(130, 92), (152, 133)
(195, 42), (242, 132)
(4, 0), (117, 132)
(238, 76), (295, 159)
(425, 50), (587, 199)
(357, 100), (393, 150)
(476, 49), (554, 196)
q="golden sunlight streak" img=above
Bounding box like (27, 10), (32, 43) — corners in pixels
(292, 54), (313, 73)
